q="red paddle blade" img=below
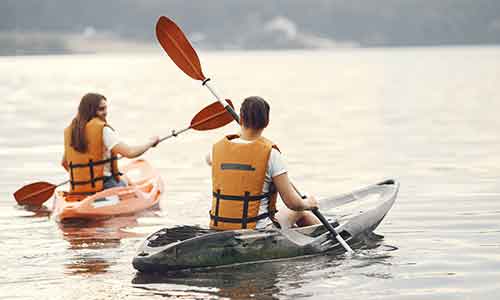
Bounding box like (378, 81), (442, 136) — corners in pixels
(13, 181), (57, 206)
(191, 99), (236, 131)
(156, 16), (206, 81)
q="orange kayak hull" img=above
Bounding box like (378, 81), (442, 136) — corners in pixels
(52, 159), (164, 222)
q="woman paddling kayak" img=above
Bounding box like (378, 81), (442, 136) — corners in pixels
(206, 96), (319, 230)
(62, 93), (159, 193)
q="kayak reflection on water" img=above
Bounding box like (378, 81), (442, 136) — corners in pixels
(59, 215), (144, 276)
(132, 258), (282, 299)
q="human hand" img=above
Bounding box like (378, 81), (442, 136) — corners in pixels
(305, 195), (319, 211)
(149, 136), (160, 148)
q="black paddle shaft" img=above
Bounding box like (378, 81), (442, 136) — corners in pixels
(225, 105), (240, 124)
(311, 208), (340, 238)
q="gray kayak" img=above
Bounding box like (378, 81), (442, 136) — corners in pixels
(133, 179), (399, 273)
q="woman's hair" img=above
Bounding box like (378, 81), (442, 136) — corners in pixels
(70, 93), (106, 153)
(240, 96), (270, 130)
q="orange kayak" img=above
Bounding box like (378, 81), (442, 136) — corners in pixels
(52, 159), (164, 222)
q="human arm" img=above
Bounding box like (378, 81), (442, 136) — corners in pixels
(111, 137), (159, 159)
(103, 126), (158, 159)
(272, 172), (318, 211)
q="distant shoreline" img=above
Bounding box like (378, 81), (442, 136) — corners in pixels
(2, 31), (499, 56)
(0, 32), (157, 56)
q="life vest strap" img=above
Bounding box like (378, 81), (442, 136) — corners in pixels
(68, 156), (120, 188)
(209, 212), (270, 224)
(242, 191), (250, 228)
(69, 161), (75, 190)
(211, 190), (275, 229)
(89, 159), (95, 188)
(211, 191), (272, 201)
(68, 156), (118, 169)
(213, 189), (221, 226)
(70, 176), (107, 186)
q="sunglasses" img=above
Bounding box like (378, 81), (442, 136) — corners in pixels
(97, 106), (107, 112)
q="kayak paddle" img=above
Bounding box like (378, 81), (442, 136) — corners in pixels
(156, 16), (240, 123)
(159, 99), (234, 143)
(155, 16), (355, 253)
(13, 101), (234, 207)
(14, 181), (70, 207)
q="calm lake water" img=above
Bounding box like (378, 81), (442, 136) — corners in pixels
(1, 47), (500, 299)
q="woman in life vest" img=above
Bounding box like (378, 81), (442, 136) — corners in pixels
(62, 93), (159, 194)
(206, 96), (320, 230)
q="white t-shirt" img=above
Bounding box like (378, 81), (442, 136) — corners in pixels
(102, 126), (121, 176)
(210, 137), (287, 229)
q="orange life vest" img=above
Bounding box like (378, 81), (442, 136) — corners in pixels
(210, 134), (279, 230)
(63, 117), (120, 195)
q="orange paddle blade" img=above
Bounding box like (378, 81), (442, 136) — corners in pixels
(13, 181), (57, 206)
(156, 16), (206, 81)
(191, 100), (235, 131)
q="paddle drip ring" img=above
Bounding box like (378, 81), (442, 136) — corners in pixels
(202, 78), (211, 86)
(171, 130), (178, 137)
